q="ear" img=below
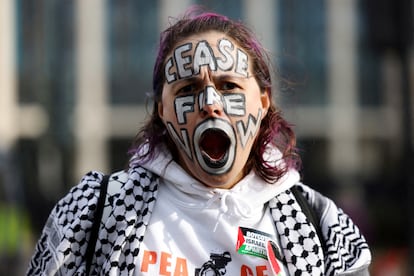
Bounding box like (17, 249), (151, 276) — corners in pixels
(260, 89), (270, 117)
(158, 102), (164, 120)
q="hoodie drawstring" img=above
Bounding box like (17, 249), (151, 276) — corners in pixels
(204, 191), (255, 232)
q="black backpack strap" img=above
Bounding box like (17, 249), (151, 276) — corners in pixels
(290, 185), (327, 255)
(85, 174), (109, 275)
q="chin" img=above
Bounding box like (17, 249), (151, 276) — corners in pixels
(196, 170), (242, 189)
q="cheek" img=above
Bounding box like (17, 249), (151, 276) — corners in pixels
(233, 107), (264, 149)
(161, 96), (197, 160)
(244, 91), (264, 110)
(173, 95), (197, 125)
(160, 103), (176, 124)
(160, 99), (184, 126)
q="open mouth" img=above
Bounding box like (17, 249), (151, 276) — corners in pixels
(199, 128), (231, 168)
(194, 119), (236, 174)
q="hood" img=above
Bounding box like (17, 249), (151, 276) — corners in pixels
(137, 145), (300, 221)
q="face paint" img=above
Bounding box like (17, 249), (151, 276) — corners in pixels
(175, 95), (195, 124)
(169, 86), (248, 175)
(174, 43), (193, 79)
(161, 32), (268, 187)
(167, 108), (263, 175)
(216, 38), (234, 71)
(169, 92), (262, 175)
(193, 119), (236, 175)
(164, 57), (176, 83)
(166, 122), (192, 159)
(198, 86), (224, 111)
(236, 109), (263, 148)
(193, 41), (217, 75)
(235, 49), (249, 77)
(223, 93), (245, 116)
(165, 38), (249, 83)
(174, 86), (246, 123)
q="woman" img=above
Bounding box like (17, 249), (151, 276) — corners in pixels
(27, 7), (371, 276)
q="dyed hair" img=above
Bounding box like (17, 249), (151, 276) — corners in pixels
(129, 7), (301, 183)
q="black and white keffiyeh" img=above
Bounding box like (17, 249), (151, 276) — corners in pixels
(27, 166), (370, 275)
(27, 168), (160, 276)
(269, 185), (370, 275)
(270, 189), (325, 275)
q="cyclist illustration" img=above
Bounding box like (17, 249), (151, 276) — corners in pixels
(195, 251), (232, 276)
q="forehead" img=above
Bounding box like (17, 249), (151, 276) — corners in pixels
(164, 31), (251, 84)
(173, 31), (239, 52)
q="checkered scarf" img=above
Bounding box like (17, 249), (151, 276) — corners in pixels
(27, 167), (370, 275)
(270, 184), (370, 275)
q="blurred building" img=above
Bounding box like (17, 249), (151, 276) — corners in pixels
(0, 0), (413, 274)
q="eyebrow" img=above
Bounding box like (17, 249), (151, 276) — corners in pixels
(168, 76), (199, 91)
(212, 74), (250, 82)
(169, 72), (249, 87)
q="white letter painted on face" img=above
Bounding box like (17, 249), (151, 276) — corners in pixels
(193, 41), (217, 75)
(235, 49), (249, 77)
(199, 86), (223, 111)
(223, 93), (246, 116)
(175, 95), (195, 124)
(165, 57), (177, 83)
(174, 43), (193, 79)
(217, 39), (234, 71)
(236, 109), (263, 148)
(166, 122), (192, 159)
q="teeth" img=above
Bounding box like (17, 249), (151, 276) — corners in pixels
(201, 149), (229, 169)
(202, 149), (224, 161)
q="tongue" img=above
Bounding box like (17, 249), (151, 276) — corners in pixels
(200, 130), (229, 160)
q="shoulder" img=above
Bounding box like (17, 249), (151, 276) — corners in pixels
(291, 183), (331, 219)
(90, 167), (160, 274)
(104, 166), (159, 201)
(292, 182), (365, 239)
(54, 171), (106, 226)
(292, 183), (372, 275)
(99, 166), (160, 231)
(27, 170), (109, 275)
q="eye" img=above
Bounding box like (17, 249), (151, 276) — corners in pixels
(177, 83), (196, 94)
(220, 82), (240, 91)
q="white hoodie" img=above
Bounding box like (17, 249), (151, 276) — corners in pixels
(135, 149), (298, 275)
(26, 146), (371, 276)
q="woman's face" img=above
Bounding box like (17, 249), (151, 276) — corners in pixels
(158, 31), (270, 189)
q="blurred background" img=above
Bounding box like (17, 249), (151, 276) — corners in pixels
(0, 0), (413, 275)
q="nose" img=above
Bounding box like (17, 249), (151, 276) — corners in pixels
(200, 86), (224, 118)
(201, 101), (223, 118)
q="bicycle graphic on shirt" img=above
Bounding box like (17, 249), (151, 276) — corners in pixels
(195, 251), (232, 276)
